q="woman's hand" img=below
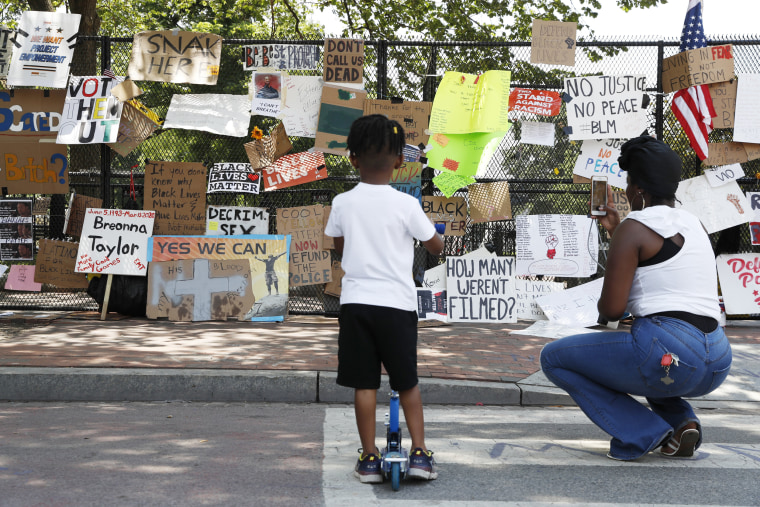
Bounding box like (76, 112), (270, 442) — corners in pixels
(589, 184), (621, 236)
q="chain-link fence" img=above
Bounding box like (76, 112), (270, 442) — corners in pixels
(2, 35), (759, 316)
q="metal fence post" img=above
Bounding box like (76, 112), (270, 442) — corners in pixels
(655, 40), (665, 140)
(100, 35), (112, 206)
(376, 39), (388, 99)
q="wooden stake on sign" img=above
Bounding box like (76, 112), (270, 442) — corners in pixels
(100, 274), (113, 321)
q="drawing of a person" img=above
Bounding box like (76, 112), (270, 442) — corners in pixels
(254, 252), (286, 295)
(545, 234), (559, 259)
(255, 75), (279, 99)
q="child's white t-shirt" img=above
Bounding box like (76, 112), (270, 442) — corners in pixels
(324, 182), (436, 311)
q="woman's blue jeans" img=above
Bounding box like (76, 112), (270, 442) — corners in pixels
(539, 316), (732, 460)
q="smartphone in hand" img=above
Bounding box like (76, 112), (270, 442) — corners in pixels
(590, 175), (608, 216)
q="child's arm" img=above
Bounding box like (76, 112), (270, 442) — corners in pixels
(332, 236), (344, 256)
(422, 232), (444, 256)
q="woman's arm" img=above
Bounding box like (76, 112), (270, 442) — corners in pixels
(597, 219), (642, 321)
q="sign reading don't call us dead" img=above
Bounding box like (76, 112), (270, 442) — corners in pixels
(322, 38), (364, 84)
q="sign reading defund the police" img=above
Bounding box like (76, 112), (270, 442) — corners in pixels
(75, 208), (155, 275)
(564, 75), (648, 140)
(57, 76), (123, 144)
(446, 256), (517, 323)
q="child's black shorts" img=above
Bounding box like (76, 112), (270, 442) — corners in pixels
(337, 303), (418, 391)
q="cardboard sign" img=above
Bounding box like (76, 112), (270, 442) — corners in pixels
(744, 143), (760, 161)
(207, 162), (261, 194)
(244, 122), (292, 169)
(322, 205), (334, 250)
(75, 208), (156, 275)
(262, 151), (328, 191)
(324, 260), (344, 297)
(164, 94), (250, 137)
(0, 199), (33, 261)
(278, 75), (323, 138)
(7, 11), (81, 88)
(703, 142), (749, 167)
(144, 161), (206, 235)
(206, 205), (269, 236)
(422, 196), (467, 237)
(390, 162), (422, 203)
(535, 277), (604, 328)
(242, 43), (319, 71)
(110, 79), (142, 102)
(508, 88), (562, 116)
(251, 71), (282, 117)
(314, 84), (367, 155)
(0, 28), (13, 78)
(446, 256), (517, 323)
(364, 99), (432, 145)
(662, 44), (735, 94)
(611, 190), (631, 221)
(468, 181), (512, 223)
(428, 70), (511, 134)
(515, 214), (598, 277)
(733, 73), (760, 144)
(64, 193), (103, 238)
(708, 79), (737, 129)
(716, 253), (760, 315)
(531, 19), (576, 67)
(107, 100), (159, 157)
(4, 265), (41, 292)
(676, 176), (750, 234)
(572, 139), (627, 189)
(57, 76), (123, 144)
(128, 30), (221, 84)
(564, 75), (648, 140)
(34, 239), (89, 288)
(277, 205), (332, 287)
(514, 277), (566, 321)
(322, 38), (364, 84)
(704, 163), (744, 187)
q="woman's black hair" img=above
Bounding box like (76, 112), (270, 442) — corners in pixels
(347, 114), (406, 159)
(618, 135), (682, 200)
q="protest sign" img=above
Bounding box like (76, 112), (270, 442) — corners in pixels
(164, 94), (250, 137)
(745, 143), (760, 161)
(111, 79), (142, 102)
(128, 30), (221, 84)
(535, 278), (604, 328)
(251, 71), (282, 117)
(530, 19), (577, 67)
(64, 193), (103, 238)
(242, 43), (319, 71)
(144, 161), (206, 235)
(676, 175), (750, 234)
(324, 260), (344, 297)
(364, 99), (432, 146)
(611, 190), (631, 221)
(107, 100), (159, 157)
(716, 253), (760, 315)
(704, 163), (744, 187)
(747, 191), (760, 245)
(422, 196), (467, 237)
(417, 288), (448, 322)
(7, 11), (80, 88)
(57, 76), (123, 144)
(244, 122), (292, 169)
(323, 38), (364, 84)
(207, 163), (261, 194)
(74, 208), (155, 275)
(0, 89), (68, 194)
(514, 277), (566, 321)
(572, 139), (627, 189)
(703, 142), (749, 167)
(4, 265), (41, 292)
(468, 181), (512, 223)
(322, 206), (334, 250)
(428, 70), (511, 134)
(708, 79), (737, 129)
(661, 44), (734, 94)
(733, 74), (760, 144)
(511, 320), (601, 339)
(34, 239), (89, 288)
(206, 205), (269, 236)
(390, 162), (422, 203)
(33, 197), (51, 216)
(426, 131), (506, 177)
(263, 151), (328, 191)
(508, 88), (562, 116)
(0, 199), (33, 261)
(277, 205), (332, 287)
(446, 256), (517, 323)
(520, 121), (555, 146)
(315, 83), (367, 155)
(515, 214), (598, 277)
(0, 27), (14, 78)
(279, 75), (323, 138)
(564, 75), (648, 140)
(432, 172), (475, 198)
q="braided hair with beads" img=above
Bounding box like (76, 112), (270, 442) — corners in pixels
(346, 114), (406, 170)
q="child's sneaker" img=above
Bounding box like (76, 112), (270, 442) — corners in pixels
(408, 447), (438, 480)
(354, 448), (383, 484)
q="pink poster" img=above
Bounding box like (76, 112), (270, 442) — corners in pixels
(4, 264), (42, 291)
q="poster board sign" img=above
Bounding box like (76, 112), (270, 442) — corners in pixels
(146, 234), (290, 322)
(323, 38), (364, 84)
(144, 161), (206, 235)
(364, 99), (432, 146)
(733, 73), (760, 144)
(324, 260), (344, 297)
(422, 196), (467, 237)
(535, 277), (604, 328)
(128, 30), (221, 85)
(251, 71), (282, 117)
(7, 11), (81, 88)
(0, 27), (14, 78)
(279, 75), (323, 138)
(417, 288), (448, 322)
(747, 192), (760, 245)
(164, 94), (250, 137)
(206, 205), (269, 236)
(572, 139), (627, 189)
(75, 208), (155, 275)
(564, 75), (648, 140)
(426, 131), (506, 178)
(0, 199), (33, 261)
(704, 163), (744, 187)
(611, 190), (631, 221)
(390, 162), (422, 203)
(428, 70), (511, 134)
(675, 176), (750, 234)
(242, 43), (319, 71)
(508, 88), (562, 116)
(530, 19), (577, 67)
(716, 253), (760, 315)
(446, 256), (517, 323)
(515, 214), (598, 278)
(277, 205), (332, 287)
(432, 172), (475, 198)
(244, 122), (292, 169)
(514, 277), (566, 321)
(64, 194), (103, 238)
(34, 239), (89, 288)
(107, 100), (159, 157)
(468, 181), (512, 223)
(4, 265), (41, 292)
(662, 44), (735, 94)
(703, 142), (749, 167)
(262, 151), (328, 191)
(708, 79), (737, 129)
(314, 84), (367, 155)
(57, 76), (123, 144)
(520, 121), (555, 146)
(207, 162), (261, 194)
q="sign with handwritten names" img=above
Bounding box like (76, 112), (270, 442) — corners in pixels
(708, 79), (737, 129)
(207, 162), (261, 194)
(508, 88), (562, 116)
(34, 239), (89, 288)
(242, 43), (319, 71)
(446, 256), (517, 323)
(0, 199), (33, 261)
(279, 75), (323, 138)
(564, 75), (648, 140)
(428, 70), (511, 134)
(206, 205), (269, 236)
(4, 265), (41, 291)
(128, 30), (221, 85)
(704, 142), (749, 167)
(661, 44), (735, 94)
(422, 196), (467, 237)
(530, 19), (577, 67)
(514, 277), (566, 321)
(520, 120), (555, 146)
(7, 11), (80, 88)
(535, 277), (604, 328)
(390, 162), (422, 203)
(144, 161), (206, 235)
(364, 99), (432, 146)
(75, 208), (155, 275)
(57, 76), (124, 144)
(315, 83), (367, 155)
(277, 205), (332, 287)
(164, 94), (251, 137)
(323, 38), (364, 84)
(468, 181), (512, 223)
(0, 27), (14, 78)
(733, 74), (760, 144)
(573, 139), (627, 189)
(675, 175), (750, 234)
(262, 151), (328, 191)
(515, 214), (598, 278)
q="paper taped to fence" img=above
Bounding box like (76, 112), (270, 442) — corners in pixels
(164, 94), (250, 137)
(128, 30), (221, 85)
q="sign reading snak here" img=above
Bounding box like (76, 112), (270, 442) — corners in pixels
(128, 30), (222, 85)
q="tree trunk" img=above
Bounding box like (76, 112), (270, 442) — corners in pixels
(26, 0), (55, 11)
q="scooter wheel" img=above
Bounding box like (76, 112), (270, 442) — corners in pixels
(391, 462), (400, 491)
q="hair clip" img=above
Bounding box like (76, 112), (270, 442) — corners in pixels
(393, 127), (397, 134)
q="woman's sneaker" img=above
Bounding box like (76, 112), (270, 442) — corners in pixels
(354, 448), (383, 484)
(408, 447), (438, 480)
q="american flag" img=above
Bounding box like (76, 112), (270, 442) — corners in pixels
(670, 0), (716, 160)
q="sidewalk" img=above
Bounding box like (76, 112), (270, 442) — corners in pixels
(1, 311), (759, 406)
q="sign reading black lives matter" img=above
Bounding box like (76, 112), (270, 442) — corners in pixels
(242, 44), (319, 71)
(75, 208), (156, 276)
(207, 162), (261, 194)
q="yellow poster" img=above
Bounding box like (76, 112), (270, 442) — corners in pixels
(428, 70), (511, 134)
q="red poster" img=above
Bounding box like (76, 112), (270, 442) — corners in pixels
(263, 152), (328, 191)
(508, 88), (562, 116)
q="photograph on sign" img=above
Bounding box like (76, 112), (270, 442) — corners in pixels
(251, 71), (282, 117)
(128, 30), (221, 85)
(572, 139), (627, 189)
(207, 163), (261, 194)
(164, 94), (251, 137)
(57, 76), (124, 144)
(417, 288), (448, 322)
(515, 214), (598, 278)
(278, 75), (323, 138)
(206, 205), (269, 236)
(0, 27), (14, 78)
(242, 43), (319, 71)
(323, 38), (364, 84)
(530, 19), (576, 67)
(675, 176), (750, 234)
(446, 255), (517, 323)
(144, 161), (206, 235)
(428, 70), (511, 134)
(0, 199), (34, 261)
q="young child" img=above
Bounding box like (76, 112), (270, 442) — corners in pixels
(324, 114), (445, 484)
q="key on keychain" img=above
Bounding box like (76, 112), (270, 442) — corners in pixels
(660, 353), (679, 385)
